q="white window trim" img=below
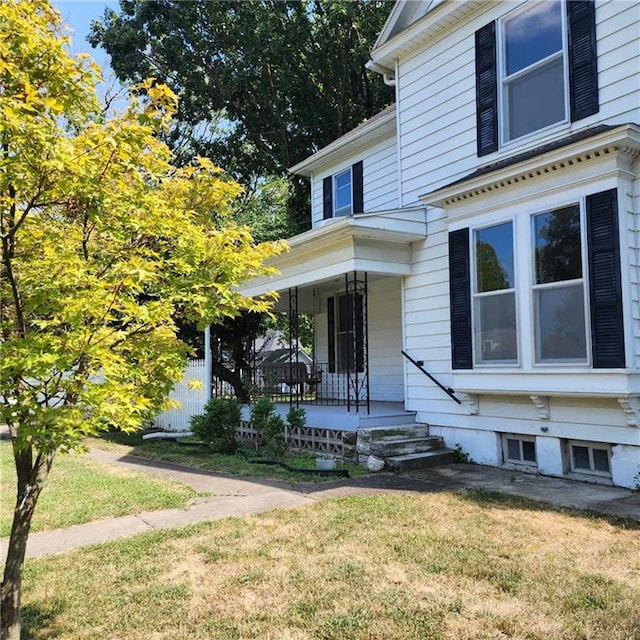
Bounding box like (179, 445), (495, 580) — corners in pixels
(333, 167), (352, 217)
(497, 0), (570, 149)
(471, 219), (519, 367)
(465, 197), (592, 372)
(502, 434), (537, 467)
(529, 202), (591, 366)
(567, 440), (612, 477)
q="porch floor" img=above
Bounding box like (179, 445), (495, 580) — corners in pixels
(241, 401), (416, 432)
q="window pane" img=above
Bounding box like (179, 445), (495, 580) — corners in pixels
(506, 438), (520, 461)
(535, 283), (586, 362)
(506, 56), (565, 140)
(475, 291), (517, 363)
(572, 445), (590, 470)
(592, 449), (610, 472)
(505, 1), (562, 76)
(334, 170), (351, 215)
(522, 440), (536, 462)
(534, 206), (582, 284)
(476, 222), (514, 292)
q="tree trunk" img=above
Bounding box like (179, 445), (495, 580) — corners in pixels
(1, 446), (52, 640)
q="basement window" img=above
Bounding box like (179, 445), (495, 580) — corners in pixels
(569, 441), (611, 476)
(502, 435), (537, 466)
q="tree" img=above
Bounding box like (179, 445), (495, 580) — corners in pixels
(89, 0), (395, 233)
(0, 3), (283, 638)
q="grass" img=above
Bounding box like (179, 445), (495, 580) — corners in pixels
(90, 430), (366, 483)
(0, 442), (197, 536)
(19, 491), (640, 639)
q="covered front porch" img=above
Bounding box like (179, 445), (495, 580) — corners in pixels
(235, 208), (428, 415)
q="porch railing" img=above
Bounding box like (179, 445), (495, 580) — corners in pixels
(251, 361), (353, 406)
(211, 360), (364, 407)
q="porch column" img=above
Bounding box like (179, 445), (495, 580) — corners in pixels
(288, 286), (299, 408)
(345, 271), (370, 414)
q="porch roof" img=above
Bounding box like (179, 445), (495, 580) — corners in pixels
(240, 207), (427, 300)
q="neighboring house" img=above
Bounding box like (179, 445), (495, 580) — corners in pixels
(239, 0), (640, 488)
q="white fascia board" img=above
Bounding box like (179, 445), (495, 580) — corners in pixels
(286, 207), (427, 249)
(369, 0), (480, 72)
(239, 208), (427, 297)
(289, 106), (396, 176)
(453, 371), (640, 398)
(421, 124), (640, 208)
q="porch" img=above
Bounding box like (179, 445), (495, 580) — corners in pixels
(228, 207), (428, 414)
(240, 401), (415, 432)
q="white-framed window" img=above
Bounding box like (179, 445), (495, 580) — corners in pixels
(568, 441), (611, 476)
(472, 220), (517, 365)
(466, 199), (590, 368)
(499, 0), (568, 144)
(502, 435), (537, 466)
(333, 168), (352, 217)
(532, 205), (588, 363)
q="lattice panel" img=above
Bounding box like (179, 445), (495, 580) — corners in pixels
(235, 421), (345, 457)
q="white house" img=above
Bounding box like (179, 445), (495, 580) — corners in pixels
(239, 0), (640, 488)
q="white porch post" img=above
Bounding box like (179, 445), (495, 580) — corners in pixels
(204, 325), (212, 402)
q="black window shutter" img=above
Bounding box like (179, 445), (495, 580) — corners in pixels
(323, 176), (333, 219)
(586, 189), (624, 368)
(327, 296), (336, 373)
(475, 21), (498, 157)
(567, 0), (599, 121)
(449, 229), (473, 369)
(352, 161), (364, 214)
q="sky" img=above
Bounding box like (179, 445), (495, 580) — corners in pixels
(52, 1), (121, 92)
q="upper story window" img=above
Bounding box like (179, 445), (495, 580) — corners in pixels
(322, 161), (363, 220)
(333, 168), (352, 217)
(501, 1), (567, 143)
(475, 0), (598, 157)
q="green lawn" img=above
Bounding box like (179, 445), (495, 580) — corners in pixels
(20, 491), (640, 640)
(91, 430), (366, 483)
(0, 442), (197, 536)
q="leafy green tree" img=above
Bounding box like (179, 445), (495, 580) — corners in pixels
(0, 3), (282, 638)
(89, 0), (395, 233)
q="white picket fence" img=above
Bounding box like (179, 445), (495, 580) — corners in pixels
(153, 359), (207, 432)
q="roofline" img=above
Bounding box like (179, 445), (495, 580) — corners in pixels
(369, 0), (481, 72)
(420, 124), (640, 207)
(289, 105), (396, 176)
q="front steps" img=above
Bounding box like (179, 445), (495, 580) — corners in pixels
(357, 423), (455, 472)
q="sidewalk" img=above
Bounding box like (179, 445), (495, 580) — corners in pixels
(3, 449), (639, 560)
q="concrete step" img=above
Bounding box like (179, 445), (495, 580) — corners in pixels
(357, 423), (430, 442)
(385, 449), (457, 472)
(358, 412), (417, 428)
(358, 436), (445, 457)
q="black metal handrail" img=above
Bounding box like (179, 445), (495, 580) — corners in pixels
(401, 350), (462, 404)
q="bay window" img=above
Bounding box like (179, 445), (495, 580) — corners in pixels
(532, 205), (588, 363)
(473, 222), (517, 364)
(449, 188), (624, 372)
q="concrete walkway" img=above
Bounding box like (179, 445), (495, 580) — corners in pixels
(3, 449), (639, 560)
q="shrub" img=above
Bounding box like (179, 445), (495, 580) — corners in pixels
(189, 398), (240, 453)
(286, 406), (306, 431)
(250, 397), (287, 458)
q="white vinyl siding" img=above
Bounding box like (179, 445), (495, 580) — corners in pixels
(395, 0), (640, 207)
(311, 134), (398, 227)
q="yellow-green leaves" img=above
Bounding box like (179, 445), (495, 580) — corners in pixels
(0, 0), (284, 453)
